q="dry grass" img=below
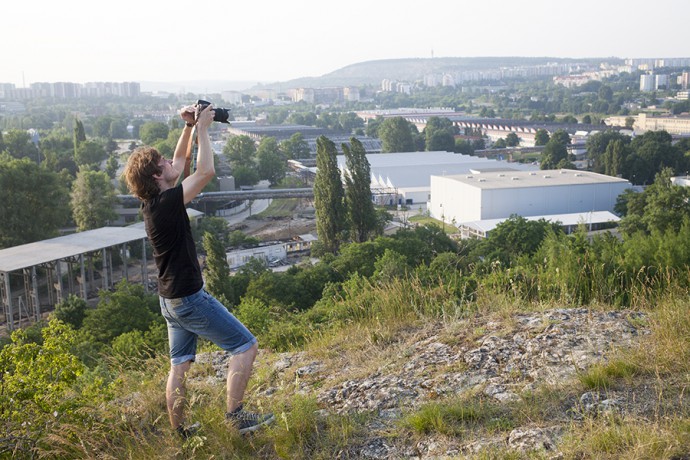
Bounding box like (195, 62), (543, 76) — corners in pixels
(30, 279), (690, 459)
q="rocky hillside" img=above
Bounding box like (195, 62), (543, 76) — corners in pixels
(193, 307), (655, 458)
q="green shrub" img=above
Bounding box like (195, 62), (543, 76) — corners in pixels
(235, 296), (271, 335)
(53, 294), (88, 329)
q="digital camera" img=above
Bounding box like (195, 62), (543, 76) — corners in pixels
(196, 99), (231, 123)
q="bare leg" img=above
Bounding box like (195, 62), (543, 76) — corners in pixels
(167, 361), (192, 429)
(226, 343), (258, 413)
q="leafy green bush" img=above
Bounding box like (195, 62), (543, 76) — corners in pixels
(235, 296), (271, 335)
(81, 281), (161, 345)
(0, 319), (108, 456)
(53, 294), (88, 329)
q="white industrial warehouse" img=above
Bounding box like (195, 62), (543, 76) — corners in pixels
(335, 151), (539, 206)
(429, 169), (631, 238)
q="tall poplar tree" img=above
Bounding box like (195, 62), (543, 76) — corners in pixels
(314, 136), (345, 254)
(73, 118), (86, 159)
(343, 138), (377, 243)
(202, 232), (234, 306)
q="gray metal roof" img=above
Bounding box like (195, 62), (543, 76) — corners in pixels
(336, 151), (538, 189)
(0, 226), (147, 273)
(441, 169), (630, 189)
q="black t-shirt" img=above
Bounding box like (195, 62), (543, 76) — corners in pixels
(142, 184), (203, 298)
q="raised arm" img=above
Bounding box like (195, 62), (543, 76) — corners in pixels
(171, 105), (198, 176)
(181, 105), (215, 204)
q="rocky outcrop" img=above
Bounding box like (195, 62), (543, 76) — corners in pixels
(195, 307), (648, 458)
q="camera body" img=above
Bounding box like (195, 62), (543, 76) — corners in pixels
(196, 99), (231, 124)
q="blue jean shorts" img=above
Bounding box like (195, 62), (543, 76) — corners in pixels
(159, 288), (257, 366)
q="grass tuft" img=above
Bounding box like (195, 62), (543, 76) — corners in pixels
(578, 358), (641, 390)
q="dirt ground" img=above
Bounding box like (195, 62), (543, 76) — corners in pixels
(231, 216), (317, 242)
(229, 198), (318, 242)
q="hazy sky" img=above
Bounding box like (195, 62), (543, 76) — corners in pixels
(3, 0), (689, 88)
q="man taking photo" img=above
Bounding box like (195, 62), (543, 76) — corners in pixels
(123, 103), (274, 438)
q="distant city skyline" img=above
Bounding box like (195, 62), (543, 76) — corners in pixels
(3, 0), (689, 89)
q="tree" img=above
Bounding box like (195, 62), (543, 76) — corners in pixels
(386, 224), (457, 266)
(234, 297), (271, 335)
(202, 232), (234, 306)
(373, 249), (409, 284)
(534, 129), (550, 146)
(105, 138), (118, 155)
(424, 116), (456, 151)
(110, 118), (129, 139)
(550, 130), (571, 146)
(81, 281), (160, 344)
(0, 320), (88, 455)
(559, 114), (578, 124)
(627, 130), (683, 185)
(378, 117), (416, 153)
(40, 129), (76, 175)
(228, 229), (259, 248)
(598, 85), (614, 102)
(365, 116), (384, 138)
(586, 129), (630, 173)
(454, 138), (474, 155)
(74, 140), (106, 167)
(314, 136), (346, 254)
(493, 138), (507, 149)
(3, 129), (40, 161)
(619, 168), (690, 236)
(73, 118), (86, 160)
(71, 169), (117, 231)
(105, 155), (119, 178)
(194, 216), (231, 247)
(139, 121), (169, 145)
(53, 294), (88, 329)
(472, 138), (486, 151)
(281, 132), (310, 159)
(602, 139), (628, 177)
(338, 112), (365, 133)
(540, 129), (571, 169)
(256, 137), (286, 186)
(343, 138), (377, 243)
(224, 134), (256, 169)
(232, 165), (260, 188)
(93, 116), (113, 138)
(0, 153), (70, 248)
(505, 132), (520, 147)
(641, 171), (690, 235)
(474, 215), (561, 265)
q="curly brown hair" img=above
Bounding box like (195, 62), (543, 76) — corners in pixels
(122, 147), (163, 201)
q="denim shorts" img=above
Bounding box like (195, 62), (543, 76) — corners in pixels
(159, 288), (257, 366)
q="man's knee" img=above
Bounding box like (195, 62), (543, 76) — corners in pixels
(170, 360), (192, 377)
(235, 342), (258, 360)
(245, 342), (259, 357)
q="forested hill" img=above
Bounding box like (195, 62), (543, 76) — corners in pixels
(259, 56), (617, 88)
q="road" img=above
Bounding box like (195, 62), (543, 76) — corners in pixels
(220, 180), (272, 226)
(222, 198), (271, 226)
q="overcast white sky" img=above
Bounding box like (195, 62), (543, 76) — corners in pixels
(2, 0), (689, 87)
